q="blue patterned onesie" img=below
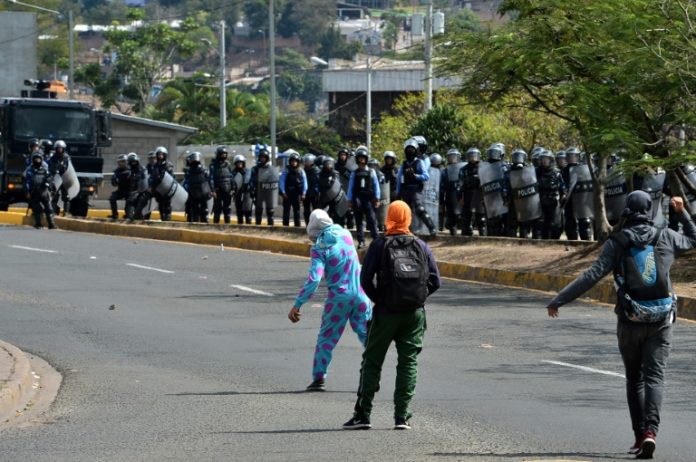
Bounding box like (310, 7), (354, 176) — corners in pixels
(294, 224), (372, 380)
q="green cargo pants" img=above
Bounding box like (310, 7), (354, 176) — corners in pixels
(354, 309), (426, 419)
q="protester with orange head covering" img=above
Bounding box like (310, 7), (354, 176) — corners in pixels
(342, 201), (440, 431)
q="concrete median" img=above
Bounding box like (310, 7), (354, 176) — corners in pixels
(1, 211), (694, 321)
(0, 340), (34, 424)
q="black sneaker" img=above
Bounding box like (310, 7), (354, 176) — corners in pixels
(305, 378), (325, 392)
(342, 414), (371, 430)
(394, 416), (411, 430)
(358, 241), (366, 249)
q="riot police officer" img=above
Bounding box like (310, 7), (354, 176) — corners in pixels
(555, 150), (567, 169)
(367, 157), (388, 232)
(485, 142), (510, 236)
(413, 135), (431, 170)
(318, 157), (348, 226)
(183, 152), (211, 223)
(562, 147), (581, 239)
(109, 154), (132, 220)
(508, 149), (528, 238)
(232, 154), (253, 225)
(25, 138), (41, 167)
(280, 151), (308, 227)
(24, 152), (56, 229)
(125, 153), (148, 221)
(381, 151), (399, 203)
(335, 147), (355, 229)
(250, 146), (279, 226)
(303, 154), (321, 225)
(48, 140), (71, 216)
(397, 138), (437, 237)
(209, 145), (235, 224)
(430, 153), (446, 231)
(148, 146), (175, 221)
(348, 146), (381, 248)
(459, 147), (487, 236)
(536, 150), (566, 239)
(443, 148), (465, 235)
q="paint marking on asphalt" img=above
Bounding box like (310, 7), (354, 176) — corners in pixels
(542, 360), (625, 379)
(9, 245), (58, 254)
(230, 285), (274, 296)
(126, 263), (175, 274)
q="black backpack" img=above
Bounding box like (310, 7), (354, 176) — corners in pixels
(378, 235), (430, 312)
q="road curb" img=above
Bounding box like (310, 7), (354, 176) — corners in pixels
(0, 340), (34, 424)
(1, 212), (695, 321)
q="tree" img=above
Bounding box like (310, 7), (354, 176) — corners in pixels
(317, 25), (363, 61)
(436, 0), (696, 239)
(102, 9), (201, 112)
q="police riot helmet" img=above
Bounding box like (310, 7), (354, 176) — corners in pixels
(188, 151), (202, 164)
(413, 135), (428, 155)
(31, 151), (43, 161)
(565, 147), (580, 165)
(486, 143), (504, 162)
(555, 150), (567, 168)
(29, 138), (40, 151)
(54, 139), (67, 151)
(539, 149), (554, 168)
(323, 156), (335, 169)
(466, 147), (481, 163)
(117, 154), (128, 164)
(127, 152), (140, 164)
(288, 152), (301, 168)
(314, 155), (326, 168)
(354, 146), (369, 161)
(215, 145), (229, 160)
(40, 139), (53, 153)
(383, 151), (397, 164)
(430, 153), (443, 167)
(257, 147), (270, 166)
(155, 146), (168, 160)
(511, 149), (527, 165)
(303, 154), (316, 167)
(367, 158), (380, 168)
(446, 148), (461, 164)
(148, 151), (156, 160)
(404, 138), (419, 161)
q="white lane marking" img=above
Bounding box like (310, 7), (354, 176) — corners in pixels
(9, 245), (58, 254)
(542, 360), (625, 379)
(126, 263), (175, 274)
(229, 285), (274, 297)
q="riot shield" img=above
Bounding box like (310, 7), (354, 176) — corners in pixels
(137, 170), (149, 194)
(478, 161), (508, 219)
(680, 167), (696, 213)
(377, 173), (390, 228)
(569, 165), (595, 219)
(641, 172), (666, 227)
(604, 170), (627, 223)
(156, 171), (188, 211)
(322, 176), (348, 218)
(445, 162), (464, 215)
(411, 167), (441, 233)
(53, 160), (80, 200)
(256, 165), (279, 209)
(509, 166), (542, 222)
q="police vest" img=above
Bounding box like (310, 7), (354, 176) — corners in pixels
(113, 167), (132, 193)
(538, 168), (562, 201)
(187, 167), (211, 198)
(285, 167), (304, 194)
(213, 160), (234, 193)
(402, 160), (424, 192)
(353, 168), (375, 197)
(460, 164), (481, 190)
(318, 171), (337, 193)
(30, 166), (49, 192)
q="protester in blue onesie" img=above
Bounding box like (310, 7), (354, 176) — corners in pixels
(288, 209), (372, 391)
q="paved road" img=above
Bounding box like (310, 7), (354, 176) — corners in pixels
(0, 226), (694, 461)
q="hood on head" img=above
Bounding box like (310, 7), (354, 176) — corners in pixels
(307, 209), (334, 242)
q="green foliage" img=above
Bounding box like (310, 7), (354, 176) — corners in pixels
(445, 7), (483, 33)
(317, 25), (363, 61)
(410, 104), (466, 154)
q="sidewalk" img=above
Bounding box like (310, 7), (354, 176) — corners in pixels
(0, 340), (34, 424)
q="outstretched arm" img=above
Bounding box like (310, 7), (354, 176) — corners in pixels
(294, 249), (326, 309)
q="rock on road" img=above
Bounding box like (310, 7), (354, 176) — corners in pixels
(0, 225), (695, 461)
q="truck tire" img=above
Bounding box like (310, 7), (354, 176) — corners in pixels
(69, 197), (89, 217)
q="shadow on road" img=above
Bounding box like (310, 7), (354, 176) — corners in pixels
(431, 451), (629, 460)
(167, 390), (356, 396)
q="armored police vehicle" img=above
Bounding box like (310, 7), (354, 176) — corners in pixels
(0, 80), (112, 215)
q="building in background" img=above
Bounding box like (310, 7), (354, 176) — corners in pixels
(0, 12), (38, 97)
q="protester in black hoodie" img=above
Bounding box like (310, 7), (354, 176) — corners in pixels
(546, 191), (696, 460)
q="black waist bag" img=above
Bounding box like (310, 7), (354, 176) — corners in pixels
(378, 236), (429, 313)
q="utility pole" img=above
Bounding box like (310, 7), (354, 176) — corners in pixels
(269, 0), (277, 164)
(424, 0), (433, 111)
(219, 19), (226, 129)
(68, 10), (74, 99)
(366, 56), (372, 154)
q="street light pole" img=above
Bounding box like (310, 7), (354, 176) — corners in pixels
(366, 56), (372, 154)
(269, 0), (277, 164)
(424, 0), (433, 111)
(219, 19), (226, 129)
